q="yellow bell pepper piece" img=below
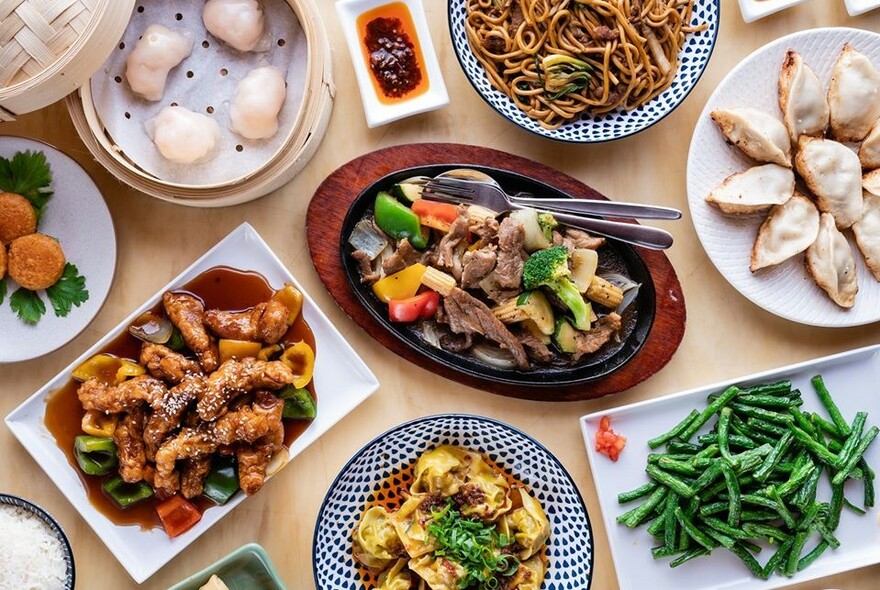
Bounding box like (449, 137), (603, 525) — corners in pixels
(116, 360), (145, 383)
(218, 340), (262, 363)
(272, 284), (303, 325)
(372, 263), (427, 303)
(281, 341), (315, 389)
(258, 344), (283, 361)
(72, 354), (144, 385)
(82, 410), (119, 437)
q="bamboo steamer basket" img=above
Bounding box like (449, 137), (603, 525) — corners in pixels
(0, 0), (135, 121)
(65, 0), (334, 207)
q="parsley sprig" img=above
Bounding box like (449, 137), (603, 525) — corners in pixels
(427, 500), (519, 589)
(7, 263), (89, 325)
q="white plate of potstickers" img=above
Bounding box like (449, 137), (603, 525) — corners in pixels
(687, 27), (880, 327)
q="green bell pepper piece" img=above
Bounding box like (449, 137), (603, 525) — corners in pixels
(166, 327), (186, 352)
(74, 435), (118, 476)
(203, 457), (239, 505)
(102, 475), (154, 509)
(279, 385), (317, 420)
(373, 192), (427, 249)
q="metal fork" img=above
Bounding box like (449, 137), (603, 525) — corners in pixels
(423, 177), (675, 250)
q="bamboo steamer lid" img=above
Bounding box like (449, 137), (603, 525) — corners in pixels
(66, 0), (334, 207)
(0, 0), (135, 121)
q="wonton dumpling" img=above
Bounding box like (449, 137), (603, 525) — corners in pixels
(377, 559), (412, 590)
(391, 495), (440, 558)
(795, 137), (863, 229)
(751, 192), (820, 272)
(806, 213), (858, 308)
(408, 555), (466, 590)
(778, 50), (829, 143)
(853, 191), (880, 281)
(410, 446), (473, 496)
(859, 120), (880, 169)
(864, 169), (880, 196)
(147, 106), (221, 164)
(125, 24), (193, 101)
(230, 66), (287, 140)
(456, 456), (511, 522)
(710, 108), (791, 166)
(203, 0), (266, 52)
(504, 556), (546, 590)
(705, 164), (794, 214)
(353, 506), (402, 569)
(503, 489), (551, 560)
(828, 44), (880, 142)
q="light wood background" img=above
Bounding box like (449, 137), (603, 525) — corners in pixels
(1, 1), (879, 588)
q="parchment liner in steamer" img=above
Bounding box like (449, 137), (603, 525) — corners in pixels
(90, 1), (308, 186)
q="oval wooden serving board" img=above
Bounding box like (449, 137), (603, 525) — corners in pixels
(306, 143), (686, 401)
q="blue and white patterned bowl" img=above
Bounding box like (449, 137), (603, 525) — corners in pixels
(448, 0), (721, 143)
(313, 414), (594, 589)
(0, 494), (75, 589)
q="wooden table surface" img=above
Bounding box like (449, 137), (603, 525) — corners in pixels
(1, 1), (879, 589)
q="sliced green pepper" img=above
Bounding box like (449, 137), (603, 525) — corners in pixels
(279, 385), (317, 420)
(74, 435), (118, 476)
(166, 327), (186, 352)
(373, 192), (427, 249)
(102, 475), (154, 509)
(203, 457), (239, 505)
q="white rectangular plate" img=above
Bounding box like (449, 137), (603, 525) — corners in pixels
(4, 223), (379, 583)
(845, 0), (880, 16)
(736, 0), (809, 23)
(581, 345), (880, 590)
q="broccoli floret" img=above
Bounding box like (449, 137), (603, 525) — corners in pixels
(537, 212), (558, 241)
(522, 245), (590, 330)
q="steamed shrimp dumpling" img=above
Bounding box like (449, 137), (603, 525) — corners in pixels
(230, 67), (287, 140)
(828, 44), (880, 142)
(794, 137), (863, 229)
(853, 191), (880, 281)
(705, 164), (794, 214)
(750, 192), (820, 272)
(778, 50), (829, 143)
(125, 25), (193, 101)
(148, 106), (221, 164)
(203, 0), (266, 52)
(710, 107), (791, 166)
(806, 213), (858, 308)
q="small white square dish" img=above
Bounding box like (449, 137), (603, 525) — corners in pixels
(737, 0), (810, 22)
(4, 223), (379, 583)
(335, 0), (449, 128)
(845, 0), (880, 15)
(581, 345), (880, 590)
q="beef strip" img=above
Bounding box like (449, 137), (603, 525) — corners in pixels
(515, 326), (553, 363)
(439, 332), (474, 353)
(352, 249), (381, 284)
(470, 217), (499, 242)
(594, 25), (620, 41)
(495, 217), (525, 289)
(381, 238), (421, 275)
(508, 0), (525, 35)
(442, 288), (529, 369)
(435, 208), (469, 272)
(553, 228), (606, 252)
(572, 312), (622, 362)
(482, 35), (506, 54)
(479, 271), (520, 304)
(461, 248), (497, 289)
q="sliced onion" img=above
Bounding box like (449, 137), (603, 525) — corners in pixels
(600, 272), (639, 292)
(419, 322), (442, 349)
(471, 343), (518, 369)
(509, 208), (552, 252)
(129, 313), (173, 344)
(348, 218), (389, 260)
(615, 285), (640, 314)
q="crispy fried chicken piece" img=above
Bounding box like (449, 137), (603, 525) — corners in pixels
(77, 375), (167, 413)
(153, 424), (214, 496)
(213, 391), (284, 445)
(236, 393), (284, 495)
(180, 456), (213, 499)
(114, 405), (147, 483)
(144, 374), (205, 461)
(140, 342), (202, 383)
(197, 358), (293, 421)
(163, 291), (219, 372)
(203, 300), (290, 345)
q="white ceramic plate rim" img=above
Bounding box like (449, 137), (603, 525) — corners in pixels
(736, 0), (809, 23)
(4, 223), (379, 583)
(580, 344), (880, 590)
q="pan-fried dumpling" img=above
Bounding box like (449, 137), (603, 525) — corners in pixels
(864, 169), (880, 196)
(410, 446), (474, 496)
(377, 559), (413, 590)
(806, 213), (858, 308)
(147, 106), (221, 164)
(456, 456), (511, 522)
(706, 164), (794, 214)
(203, 0), (266, 52)
(778, 50), (829, 143)
(503, 489), (551, 560)
(859, 120), (880, 169)
(750, 192), (820, 271)
(828, 44), (880, 142)
(391, 495), (440, 558)
(710, 108), (791, 166)
(408, 555), (465, 590)
(794, 137), (863, 229)
(853, 191), (880, 281)
(504, 556), (546, 590)
(353, 506), (403, 570)
(125, 24), (193, 101)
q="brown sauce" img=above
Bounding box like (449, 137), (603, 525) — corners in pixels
(44, 266), (317, 531)
(358, 2), (428, 103)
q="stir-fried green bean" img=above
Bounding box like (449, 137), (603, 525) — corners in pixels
(811, 375), (850, 437)
(648, 410), (700, 449)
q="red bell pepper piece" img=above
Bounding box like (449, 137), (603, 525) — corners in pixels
(595, 416), (627, 462)
(388, 291), (440, 323)
(156, 495), (202, 538)
(412, 200), (460, 225)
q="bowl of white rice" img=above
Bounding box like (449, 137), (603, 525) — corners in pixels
(0, 494), (75, 589)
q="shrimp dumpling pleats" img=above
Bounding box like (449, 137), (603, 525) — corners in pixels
(778, 50), (829, 143)
(710, 108), (791, 167)
(353, 506), (402, 569)
(750, 192), (820, 272)
(203, 0), (266, 52)
(795, 137), (863, 229)
(230, 67), (287, 140)
(705, 164), (794, 214)
(125, 25), (193, 101)
(853, 191), (880, 281)
(806, 213), (858, 308)
(410, 445), (473, 496)
(827, 44), (880, 142)
(148, 106), (221, 164)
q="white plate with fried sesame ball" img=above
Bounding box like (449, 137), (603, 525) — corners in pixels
(0, 136), (116, 363)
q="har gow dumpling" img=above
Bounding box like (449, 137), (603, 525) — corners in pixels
(125, 24), (193, 101)
(711, 108), (791, 167)
(230, 67), (287, 140)
(750, 191), (820, 272)
(805, 213), (858, 308)
(827, 44), (880, 143)
(853, 191), (880, 281)
(794, 137), (863, 229)
(778, 50), (829, 143)
(203, 0), (266, 52)
(147, 106), (221, 164)
(705, 164), (794, 214)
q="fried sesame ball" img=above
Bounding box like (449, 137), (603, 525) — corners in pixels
(7, 233), (66, 290)
(0, 192), (37, 244)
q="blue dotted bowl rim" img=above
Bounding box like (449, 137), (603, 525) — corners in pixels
(0, 493), (76, 589)
(447, 0), (722, 144)
(311, 413), (594, 589)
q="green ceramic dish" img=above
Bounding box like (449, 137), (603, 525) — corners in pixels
(168, 543), (286, 590)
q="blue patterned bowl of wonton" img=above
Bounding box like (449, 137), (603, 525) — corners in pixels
(312, 414), (593, 589)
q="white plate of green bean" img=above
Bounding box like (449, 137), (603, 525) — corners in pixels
(581, 344), (880, 590)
